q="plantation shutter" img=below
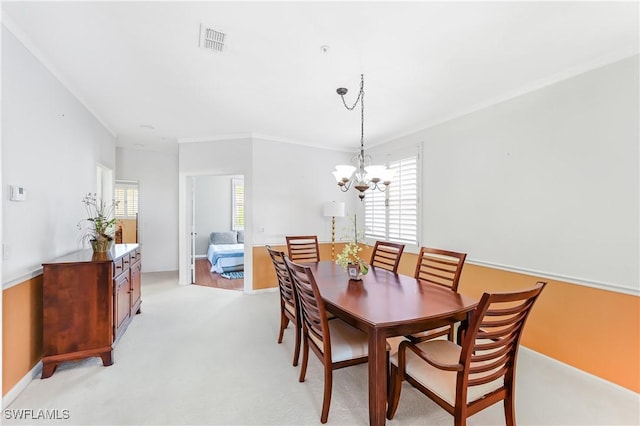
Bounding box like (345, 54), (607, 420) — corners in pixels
(115, 187), (126, 217)
(232, 178), (244, 230)
(388, 157), (418, 244)
(364, 154), (419, 245)
(364, 187), (386, 240)
(115, 182), (138, 219)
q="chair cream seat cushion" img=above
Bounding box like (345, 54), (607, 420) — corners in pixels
(308, 319), (394, 363)
(386, 336), (407, 356)
(390, 339), (504, 406)
(410, 325), (450, 339)
(309, 319), (368, 362)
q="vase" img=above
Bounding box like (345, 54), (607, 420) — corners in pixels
(347, 263), (362, 281)
(90, 239), (113, 253)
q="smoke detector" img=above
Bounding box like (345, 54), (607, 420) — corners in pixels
(199, 24), (226, 53)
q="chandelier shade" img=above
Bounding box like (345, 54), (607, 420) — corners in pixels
(333, 165), (357, 186)
(332, 74), (391, 200)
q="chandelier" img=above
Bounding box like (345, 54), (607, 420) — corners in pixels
(332, 74), (392, 201)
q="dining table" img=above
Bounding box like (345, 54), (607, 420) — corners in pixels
(306, 261), (478, 426)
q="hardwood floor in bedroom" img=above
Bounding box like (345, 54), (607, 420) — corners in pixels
(194, 258), (244, 291)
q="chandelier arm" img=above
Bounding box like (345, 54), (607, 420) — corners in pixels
(370, 182), (387, 192)
(340, 181), (352, 192)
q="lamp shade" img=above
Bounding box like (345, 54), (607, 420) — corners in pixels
(333, 165), (356, 182)
(323, 201), (346, 218)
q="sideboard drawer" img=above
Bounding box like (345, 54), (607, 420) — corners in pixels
(113, 257), (125, 277)
(130, 248), (141, 264)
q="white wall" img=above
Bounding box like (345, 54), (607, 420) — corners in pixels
(251, 138), (353, 246)
(116, 147), (179, 273)
(377, 55), (639, 294)
(1, 25), (116, 285)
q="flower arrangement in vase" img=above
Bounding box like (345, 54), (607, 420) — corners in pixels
(335, 214), (369, 280)
(77, 193), (119, 252)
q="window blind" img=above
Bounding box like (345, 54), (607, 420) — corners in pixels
(364, 155), (418, 245)
(115, 182), (139, 219)
(232, 178), (245, 231)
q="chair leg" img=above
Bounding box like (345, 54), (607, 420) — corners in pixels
(453, 413), (467, 426)
(292, 320), (301, 367)
(320, 365), (333, 423)
(447, 324), (455, 342)
(299, 336), (309, 383)
(278, 313), (289, 344)
(386, 364), (402, 420)
(504, 390), (515, 426)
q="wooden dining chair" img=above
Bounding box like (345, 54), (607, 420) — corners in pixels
(409, 247), (467, 342)
(387, 282), (546, 426)
(369, 240), (405, 273)
(266, 245), (301, 367)
(284, 256), (373, 424)
(286, 235), (320, 263)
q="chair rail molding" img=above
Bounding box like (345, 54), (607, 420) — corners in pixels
(467, 258), (639, 296)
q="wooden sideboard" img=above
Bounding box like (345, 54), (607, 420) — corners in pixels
(41, 244), (141, 378)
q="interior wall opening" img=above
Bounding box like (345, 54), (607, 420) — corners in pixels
(114, 180), (140, 243)
(192, 174), (245, 291)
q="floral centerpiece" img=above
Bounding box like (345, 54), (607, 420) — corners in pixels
(77, 193), (119, 252)
(336, 214), (369, 280)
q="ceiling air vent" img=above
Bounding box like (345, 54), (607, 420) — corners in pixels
(199, 24), (226, 53)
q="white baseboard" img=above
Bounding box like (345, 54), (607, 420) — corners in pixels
(2, 361), (42, 409)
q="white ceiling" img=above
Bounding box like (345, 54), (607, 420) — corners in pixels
(2, 1), (638, 153)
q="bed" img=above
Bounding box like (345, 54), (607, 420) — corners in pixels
(206, 231), (244, 273)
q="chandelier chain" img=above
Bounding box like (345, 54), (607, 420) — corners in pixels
(338, 74), (365, 151)
(333, 74), (389, 201)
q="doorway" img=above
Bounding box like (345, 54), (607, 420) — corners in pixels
(114, 180), (139, 243)
(191, 174), (245, 291)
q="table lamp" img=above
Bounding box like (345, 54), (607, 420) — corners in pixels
(323, 201), (346, 261)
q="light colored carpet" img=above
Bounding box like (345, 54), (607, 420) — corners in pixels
(4, 271), (639, 425)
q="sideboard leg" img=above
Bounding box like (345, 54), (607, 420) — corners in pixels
(99, 350), (114, 366)
(41, 361), (57, 379)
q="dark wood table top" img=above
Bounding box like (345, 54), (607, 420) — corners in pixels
(307, 261), (477, 332)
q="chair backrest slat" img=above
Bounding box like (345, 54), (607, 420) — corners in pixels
(414, 247), (467, 291)
(286, 236), (320, 263)
(370, 241), (405, 273)
(285, 257), (330, 355)
(266, 245), (296, 310)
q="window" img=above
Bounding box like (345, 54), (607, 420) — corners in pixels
(115, 181), (139, 219)
(364, 154), (419, 246)
(232, 178), (244, 231)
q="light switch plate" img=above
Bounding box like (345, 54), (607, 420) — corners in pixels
(10, 185), (26, 201)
